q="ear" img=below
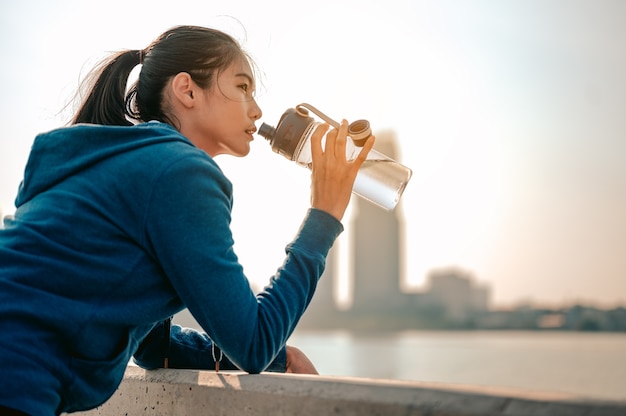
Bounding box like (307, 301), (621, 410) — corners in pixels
(170, 72), (196, 109)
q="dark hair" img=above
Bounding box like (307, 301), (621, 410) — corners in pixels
(71, 25), (252, 127)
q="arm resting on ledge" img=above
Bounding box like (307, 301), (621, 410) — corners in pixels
(133, 321), (286, 372)
(133, 321), (318, 374)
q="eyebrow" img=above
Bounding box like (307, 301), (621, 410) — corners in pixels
(235, 73), (254, 86)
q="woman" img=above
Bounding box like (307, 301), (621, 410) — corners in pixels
(0, 25), (373, 415)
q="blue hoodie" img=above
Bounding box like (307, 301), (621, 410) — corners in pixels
(0, 122), (342, 415)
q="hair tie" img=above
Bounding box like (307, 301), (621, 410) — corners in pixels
(138, 49), (144, 64)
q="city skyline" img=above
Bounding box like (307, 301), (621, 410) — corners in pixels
(1, 0), (625, 308)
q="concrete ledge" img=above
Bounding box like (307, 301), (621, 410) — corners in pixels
(71, 366), (626, 416)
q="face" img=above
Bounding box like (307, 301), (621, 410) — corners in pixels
(184, 58), (262, 157)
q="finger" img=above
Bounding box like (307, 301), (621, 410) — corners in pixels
(310, 123), (330, 162)
(353, 134), (376, 166)
(334, 119), (349, 160)
(324, 126), (338, 158)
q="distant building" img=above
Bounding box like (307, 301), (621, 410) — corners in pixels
(420, 268), (490, 322)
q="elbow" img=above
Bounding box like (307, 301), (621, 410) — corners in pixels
(237, 358), (268, 375)
(236, 346), (287, 374)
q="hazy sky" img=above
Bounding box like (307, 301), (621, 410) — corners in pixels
(1, 0), (625, 308)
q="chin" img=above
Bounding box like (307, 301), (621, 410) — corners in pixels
(212, 142), (251, 158)
(228, 145), (251, 158)
(235, 144), (251, 157)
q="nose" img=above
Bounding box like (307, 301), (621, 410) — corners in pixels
(250, 98), (262, 121)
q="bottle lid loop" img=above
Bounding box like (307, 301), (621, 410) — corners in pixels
(295, 103), (372, 147)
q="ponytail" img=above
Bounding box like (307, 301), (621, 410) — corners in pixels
(70, 26), (252, 128)
(71, 50), (141, 126)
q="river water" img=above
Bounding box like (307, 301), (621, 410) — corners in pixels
(287, 329), (626, 401)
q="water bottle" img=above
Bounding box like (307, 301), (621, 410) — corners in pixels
(258, 103), (412, 211)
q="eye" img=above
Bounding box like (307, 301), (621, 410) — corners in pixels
(237, 83), (256, 99)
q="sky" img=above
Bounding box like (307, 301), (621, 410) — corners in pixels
(1, 0), (625, 309)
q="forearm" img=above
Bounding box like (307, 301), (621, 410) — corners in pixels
(133, 320), (287, 372)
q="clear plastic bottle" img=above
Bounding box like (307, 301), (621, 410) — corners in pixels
(258, 104), (412, 210)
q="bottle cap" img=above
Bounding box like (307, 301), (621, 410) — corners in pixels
(259, 108), (314, 160)
(348, 120), (372, 147)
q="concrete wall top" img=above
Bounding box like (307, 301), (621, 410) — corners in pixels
(71, 366), (626, 416)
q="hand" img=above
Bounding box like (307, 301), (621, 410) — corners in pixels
(285, 345), (318, 374)
(309, 120), (375, 221)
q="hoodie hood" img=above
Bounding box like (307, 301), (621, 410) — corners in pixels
(16, 122), (191, 207)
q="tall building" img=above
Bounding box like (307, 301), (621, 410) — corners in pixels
(300, 130), (410, 327)
(350, 130), (407, 314)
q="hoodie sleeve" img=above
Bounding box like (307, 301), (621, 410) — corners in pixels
(132, 321), (287, 372)
(143, 152), (342, 373)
